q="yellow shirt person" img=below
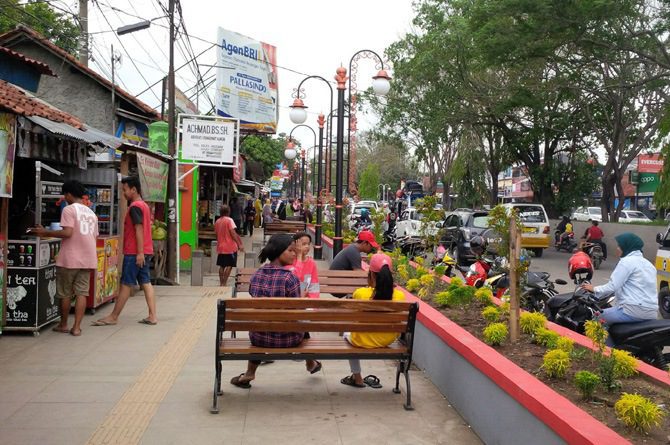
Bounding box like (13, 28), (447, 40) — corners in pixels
(348, 286), (405, 348)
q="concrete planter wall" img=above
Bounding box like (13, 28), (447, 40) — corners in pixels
(307, 225), (348, 263)
(398, 288), (630, 445)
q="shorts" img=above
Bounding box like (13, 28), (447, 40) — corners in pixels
(56, 267), (91, 300)
(216, 253), (237, 268)
(121, 254), (152, 286)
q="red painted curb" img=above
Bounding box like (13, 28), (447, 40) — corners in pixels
(398, 287), (630, 445)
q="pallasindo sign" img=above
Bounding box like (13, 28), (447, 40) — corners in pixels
(181, 118), (236, 164)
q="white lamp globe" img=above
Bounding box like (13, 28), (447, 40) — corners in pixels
(372, 70), (391, 96)
(281, 168), (289, 176)
(284, 147), (297, 160)
(289, 98), (308, 124)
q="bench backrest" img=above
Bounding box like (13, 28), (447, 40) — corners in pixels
(234, 268), (369, 295)
(218, 298), (418, 334)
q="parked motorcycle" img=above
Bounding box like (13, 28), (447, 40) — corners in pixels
(521, 271), (567, 313)
(545, 252), (670, 370)
(580, 240), (604, 270)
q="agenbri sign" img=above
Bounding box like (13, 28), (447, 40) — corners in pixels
(215, 27), (278, 134)
(181, 118), (236, 164)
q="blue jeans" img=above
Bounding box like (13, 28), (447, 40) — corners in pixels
(600, 306), (646, 346)
(121, 255), (152, 286)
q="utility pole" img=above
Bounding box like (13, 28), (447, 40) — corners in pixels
(111, 44), (115, 133)
(78, 0), (88, 66)
(166, 0), (178, 282)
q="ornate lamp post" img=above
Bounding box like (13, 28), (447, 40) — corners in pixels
(285, 141), (297, 198)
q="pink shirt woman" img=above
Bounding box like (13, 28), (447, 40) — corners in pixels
(285, 232), (320, 298)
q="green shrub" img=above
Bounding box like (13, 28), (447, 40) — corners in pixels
(555, 337), (575, 354)
(534, 328), (560, 349)
(615, 393), (665, 432)
(611, 349), (638, 379)
(573, 371), (600, 400)
(519, 312), (547, 335)
(450, 277), (464, 287)
(474, 287), (494, 306)
(598, 355), (622, 392)
(541, 349), (571, 378)
(434, 291), (450, 307)
(433, 264), (447, 277)
(447, 285), (475, 307)
(481, 306), (501, 323)
(483, 323), (508, 346)
(405, 279), (420, 292)
(416, 266), (429, 277)
(584, 320), (608, 352)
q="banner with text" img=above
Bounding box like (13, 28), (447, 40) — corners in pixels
(181, 118), (236, 164)
(638, 153), (663, 174)
(215, 27), (278, 134)
(137, 153), (169, 202)
(0, 113), (16, 198)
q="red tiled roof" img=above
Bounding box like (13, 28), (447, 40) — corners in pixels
(0, 80), (83, 128)
(0, 45), (57, 76)
(0, 25), (161, 120)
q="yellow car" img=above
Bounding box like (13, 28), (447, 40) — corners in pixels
(502, 203), (552, 257)
(654, 227), (670, 318)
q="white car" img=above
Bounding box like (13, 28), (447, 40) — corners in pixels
(619, 210), (652, 223)
(572, 206), (603, 222)
(355, 200), (379, 211)
(394, 208), (424, 237)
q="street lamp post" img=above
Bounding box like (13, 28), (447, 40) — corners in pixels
(300, 149), (306, 202)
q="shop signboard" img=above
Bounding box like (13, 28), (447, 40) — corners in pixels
(637, 172), (659, 194)
(6, 266), (58, 328)
(137, 152), (169, 202)
(0, 113), (16, 198)
(39, 181), (64, 198)
(638, 153), (663, 174)
(115, 118), (149, 148)
(103, 237), (119, 300)
(270, 175), (283, 191)
(181, 118), (236, 165)
(215, 27), (278, 134)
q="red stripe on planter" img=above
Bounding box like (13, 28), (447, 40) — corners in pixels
(398, 287), (630, 445)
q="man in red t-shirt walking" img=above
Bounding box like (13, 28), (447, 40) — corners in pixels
(93, 176), (157, 326)
(215, 205), (244, 286)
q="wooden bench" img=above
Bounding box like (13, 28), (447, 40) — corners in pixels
(263, 220), (307, 240)
(211, 297), (419, 413)
(232, 267), (369, 299)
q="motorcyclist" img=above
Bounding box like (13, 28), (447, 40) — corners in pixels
(583, 220), (607, 261)
(358, 208), (372, 225)
(557, 219), (574, 247)
(555, 216), (570, 245)
(580, 233), (658, 346)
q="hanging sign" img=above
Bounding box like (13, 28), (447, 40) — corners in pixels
(137, 153), (169, 202)
(180, 118), (236, 164)
(0, 113), (16, 197)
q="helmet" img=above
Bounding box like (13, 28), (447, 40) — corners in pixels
(360, 208), (369, 216)
(568, 251), (593, 281)
(470, 235), (487, 257)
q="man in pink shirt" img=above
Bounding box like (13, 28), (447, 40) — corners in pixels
(32, 180), (98, 336)
(215, 205), (244, 286)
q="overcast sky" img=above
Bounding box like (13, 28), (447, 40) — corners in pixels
(61, 0), (416, 145)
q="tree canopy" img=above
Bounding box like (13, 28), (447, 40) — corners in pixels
(240, 135), (286, 179)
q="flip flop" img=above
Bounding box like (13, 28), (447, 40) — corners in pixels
(308, 360), (322, 374)
(91, 320), (117, 326)
(138, 318), (157, 325)
(230, 374), (252, 388)
(340, 375), (366, 388)
(69, 329), (82, 337)
(52, 326), (70, 333)
(363, 375), (383, 389)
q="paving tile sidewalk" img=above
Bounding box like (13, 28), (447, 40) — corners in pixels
(0, 228), (481, 444)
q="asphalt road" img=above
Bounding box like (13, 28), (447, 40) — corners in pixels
(528, 247), (616, 289)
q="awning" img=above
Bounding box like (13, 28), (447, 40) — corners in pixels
(26, 115), (102, 144)
(237, 179), (262, 189)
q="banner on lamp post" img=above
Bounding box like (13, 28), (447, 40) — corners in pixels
(137, 153), (169, 202)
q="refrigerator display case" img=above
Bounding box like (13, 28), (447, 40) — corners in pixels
(5, 238), (60, 334)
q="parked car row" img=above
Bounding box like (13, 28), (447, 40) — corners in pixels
(571, 206), (652, 223)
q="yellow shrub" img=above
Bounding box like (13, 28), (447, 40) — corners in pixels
(481, 306), (501, 322)
(405, 279), (420, 293)
(615, 393), (665, 432)
(541, 349), (571, 378)
(420, 274), (434, 287)
(611, 349), (638, 379)
(555, 337), (575, 354)
(584, 320), (608, 352)
(483, 323), (508, 346)
(474, 287), (494, 305)
(519, 312), (547, 335)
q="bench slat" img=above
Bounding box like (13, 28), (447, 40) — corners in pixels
(233, 285), (362, 295)
(236, 269), (368, 278)
(224, 298), (412, 311)
(220, 338), (407, 355)
(225, 309), (410, 322)
(224, 320), (407, 332)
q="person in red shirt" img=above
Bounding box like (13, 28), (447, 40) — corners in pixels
(215, 205), (244, 286)
(93, 176), (157, 326)
(585, 220), (607, 260)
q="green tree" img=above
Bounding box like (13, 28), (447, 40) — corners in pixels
(358, 163), (380, 200)
(0, 0), (81, 54)
(240, 135), (285, 179)
(552, 153), (600, 215)
(355, 132), (419, 192)
(448, 129), (490, 209)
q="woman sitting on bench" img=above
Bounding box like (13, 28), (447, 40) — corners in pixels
(341, 253), (405, 389)
(230, 234), (322, 388)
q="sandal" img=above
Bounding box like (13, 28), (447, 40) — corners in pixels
(230, 373), (252, 388)
(340, 375), (366, 388)
(308, 360), (322, 374)
(363, 375), (383, 389)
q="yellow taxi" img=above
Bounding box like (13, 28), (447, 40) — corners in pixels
(654, 226), (670, 318)
(502, 203), (552, 257)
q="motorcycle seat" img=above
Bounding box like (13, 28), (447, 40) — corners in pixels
(609, 319), (670, 339)
(547, 293), (572, 309)
(526, 272), (550, 288)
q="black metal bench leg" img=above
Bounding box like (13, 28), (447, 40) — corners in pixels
(211, 361), (222, 414)
(402, 362), (413, 410)
(393, 361), (403, 394)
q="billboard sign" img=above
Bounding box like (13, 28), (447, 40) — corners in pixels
(180, 118), (236, 165)
(638, 153), (663, 173)
(215, 27), (278, 134)
(637, 172), (659, 194)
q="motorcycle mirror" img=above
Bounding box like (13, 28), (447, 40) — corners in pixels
(554, 279), (568, 285)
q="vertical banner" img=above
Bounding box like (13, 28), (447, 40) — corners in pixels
(215, 27), (278, 134)
(137, 153), (169, 202)
(0, 113), (16, 198)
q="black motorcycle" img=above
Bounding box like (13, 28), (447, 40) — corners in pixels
(521, 272), (567, 313)
(580, 241), (604, 270)
(555, 231), (577, 253)
(545, 284), (670, 370)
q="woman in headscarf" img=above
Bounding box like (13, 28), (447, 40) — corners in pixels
(254, 197), (263, 228)
(229, 234), (321, 388)
(581, 233), (658, 345)
(262, 199), (273, 227)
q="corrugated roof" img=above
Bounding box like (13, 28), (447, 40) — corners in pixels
(0, 79), (83, 128)
(26, 116), (98, 143)
(0, 45), (57, 76)
(0, 25), (161, 120)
